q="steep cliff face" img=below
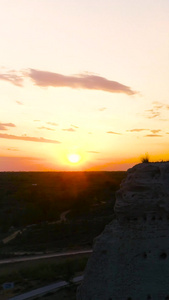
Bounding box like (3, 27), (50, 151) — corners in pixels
(77, 162), (169, 300)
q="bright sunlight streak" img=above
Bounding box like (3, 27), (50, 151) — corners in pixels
(67, 154), (81, 164)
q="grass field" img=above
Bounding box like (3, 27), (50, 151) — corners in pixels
(0, 171), (126, 299)
(0, 254), (90, 299)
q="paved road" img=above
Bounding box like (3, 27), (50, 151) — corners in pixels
(9, 275), (83, 300)
(0, 249), (92, 265)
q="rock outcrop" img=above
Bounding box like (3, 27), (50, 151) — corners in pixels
(77, 162), (169, 300)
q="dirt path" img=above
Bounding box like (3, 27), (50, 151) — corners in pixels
(2, 209), (71, 245)
(0, 249), (92, 265)
(49, 209), (71, 224)
(2, 230), (22, 244)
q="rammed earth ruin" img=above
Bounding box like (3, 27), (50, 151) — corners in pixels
(77, 162), (169, 300)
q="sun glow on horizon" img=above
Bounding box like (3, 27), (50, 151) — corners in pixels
(67, 153), (81, 164)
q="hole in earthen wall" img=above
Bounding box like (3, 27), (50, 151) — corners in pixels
(147, 295), (151, 299)
(165, 296), (169, 299)
(143, 252), (147, 258)
(151, 216), (155, 220)
(160, 252), (167, 259)
(127, 298), (132, 300)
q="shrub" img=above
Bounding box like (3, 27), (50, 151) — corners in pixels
(141, 153), (150, 163)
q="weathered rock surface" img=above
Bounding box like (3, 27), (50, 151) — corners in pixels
(77, 162), (169, 300)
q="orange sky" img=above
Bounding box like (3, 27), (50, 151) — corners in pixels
(0, 0), (169, 171)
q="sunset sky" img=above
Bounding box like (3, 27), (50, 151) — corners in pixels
(0, 0), (169, 171)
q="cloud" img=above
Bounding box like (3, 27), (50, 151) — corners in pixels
(29, 69), (137, 95)
(127, 128), (148, 132)
(16, 100), (23, 105)
(71, 124), (79, 128)
(107, 131), (122, 135)
(144, 110), (160, 119)
(37, 126), (55, 131)
(150, 129), (161, 134)
(86, 151), (100, 153)
(0, 156), (52, 171)
(0, 69), (23, 86)
(98, 107), (107, 111)
(46, 122), (58, 126)
(0, 133), (61, 144)
(6, 147), (19, 151)
(127, 128), (162, 134)
(0, 122), (16, 130)
(0, 68), (137, 95)
(144, 134), (162, 137)
(62, 128), (76, 132)
(143, 102), (169, 120)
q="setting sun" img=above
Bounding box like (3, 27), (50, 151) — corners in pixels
(67, 154), (81, 164)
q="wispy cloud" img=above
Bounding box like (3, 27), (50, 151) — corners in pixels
(16, 100), (23, 105)
(0, 69), (23, 86)
(62, 128), (76, 132)
(71, 124), (79, 128)
(143, 102), (169, 120)
(29, 69), (136, 95)
(144, 109), (160, 119)
(0, 156), (53, 172)
(46, 122), (58, 126)
(37, 126), (55, 131)
(0, 68), (137, 95)
(107, 131), (122, 135)
(87, 151), (100, 153)
(145, 134), (163, 137)
(98, 107), (107, 111)
(6, 147), (19, 151)
(127, 128), (162, 135)
(0, 122), (16, 130)
(127, 128), (148, 132)
(150, 129), (161, 134)
(0, 133), (61, 144)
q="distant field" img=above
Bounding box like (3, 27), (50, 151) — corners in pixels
(0, 171), (126, 299)
(0, 254), (89, 299)
(0, 171), (126, 230)
(0, 171), (126, 253)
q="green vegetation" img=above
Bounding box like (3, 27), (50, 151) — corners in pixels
(0, 171), (126, 299)
(0, 255), (89, 297)
(0, 171), (126, 254)
(0, 171), (125, 231)
(141, 153), (150, 163)
(0, 256), (88, 283)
